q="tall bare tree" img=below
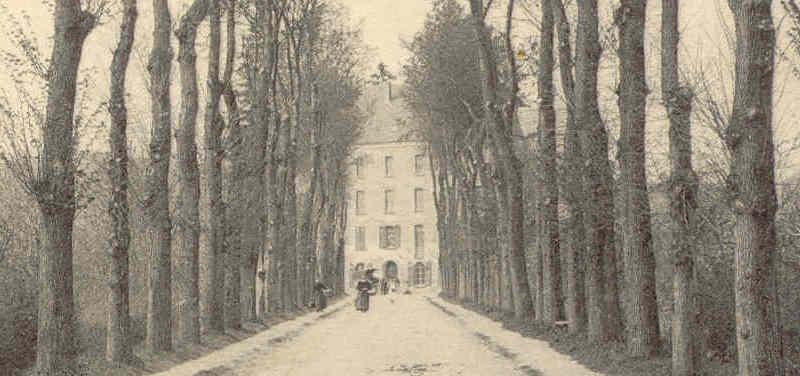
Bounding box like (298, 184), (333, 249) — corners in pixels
(616, 0), (660, 357)
(145, 0), (173, 352)
(222, 0), (241, 330)
(537, 0), (562, 325)
(36, 0), (97, 373)
(175, 0), (208, 343)
(575, 0), (613, 342)
(727, 0), (784, 374)
(661, 0), (699, 374)
(553, 0), (586, 334)
(203, 0), (225, 333)
(283, 4), (305, 311)
(107, 0), (137, 363)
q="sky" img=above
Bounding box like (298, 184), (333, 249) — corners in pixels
(0, 0), (798, 179)
(346, 0), (432, 75)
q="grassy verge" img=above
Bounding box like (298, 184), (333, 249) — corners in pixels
(14, 295), (347, 376)
(438, 294), (740, 376)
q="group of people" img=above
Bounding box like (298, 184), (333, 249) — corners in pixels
(311, 269), (397, 313)
(316, 269), (405, 313)
(354, 269), (402, 312)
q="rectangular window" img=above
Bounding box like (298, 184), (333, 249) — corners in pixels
(355, 226), (366, 251)
(355, 156), (364, 178)
(414, 225), (424, 259)
(414, 188), (424, 212)
(414, 154), (425, 175)
(384, 189), (394, 214)
(355, 190), (365, 215)
(379, 225), (401, 249)
(385, 156), (393, 177)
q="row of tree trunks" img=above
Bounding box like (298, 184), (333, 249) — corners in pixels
(469, 0), (534, 321)
(36, 1), (354, 371)
(431, 1), (784, 374)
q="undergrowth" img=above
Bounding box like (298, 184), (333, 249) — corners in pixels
(439, 294), (745, 376)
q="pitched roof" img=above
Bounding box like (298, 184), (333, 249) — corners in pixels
(357, 84), (420, 145)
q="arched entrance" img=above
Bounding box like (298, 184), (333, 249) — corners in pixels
(384, 260), (398, 280)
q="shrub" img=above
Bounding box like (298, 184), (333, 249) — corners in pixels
(0, 266), (37, 372)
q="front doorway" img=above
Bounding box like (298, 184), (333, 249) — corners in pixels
(384, 260), (398, 280)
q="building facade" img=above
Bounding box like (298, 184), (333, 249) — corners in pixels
(345, 87), (439, 290)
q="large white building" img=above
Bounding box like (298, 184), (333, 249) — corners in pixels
(345, 86), (439, 290)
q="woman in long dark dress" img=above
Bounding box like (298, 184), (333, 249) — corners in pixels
(355, 270), (376, 312)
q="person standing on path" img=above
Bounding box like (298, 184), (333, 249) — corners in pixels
(313, 280), (330, 312)
(355, 269), (377, 312)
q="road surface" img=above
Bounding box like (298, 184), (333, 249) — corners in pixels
(154, 291), (600, 376)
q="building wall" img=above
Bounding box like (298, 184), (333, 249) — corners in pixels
(345, 141), (439, 290)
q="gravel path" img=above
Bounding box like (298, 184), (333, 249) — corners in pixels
(151, 291), (601, 376)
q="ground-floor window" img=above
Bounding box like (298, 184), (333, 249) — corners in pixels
(414, 262), (426, 286)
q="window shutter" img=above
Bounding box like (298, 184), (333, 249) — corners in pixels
(425, 261), (433, 286)
(379, 227), (385, 249)
(407, 262), (414, 286)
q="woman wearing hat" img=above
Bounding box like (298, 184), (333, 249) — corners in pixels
(355, 269), (377, 312)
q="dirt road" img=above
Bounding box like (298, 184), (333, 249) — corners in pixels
(152, 291), (600, 376)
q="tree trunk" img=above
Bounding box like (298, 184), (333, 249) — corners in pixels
(534, 204), (544, 319)
(493, 175), (515, 314)
(267, 135), (284, 313)
(146, 0), (173, 353)
(661, 0), (698, 374)
(605, 220), (623, 340)
(300, 140), (320, 300)
(616, 0), (660, 357)
(222, 0), (241, 329)
(553, 0), (587, 334)
(243, 0), (275, 321)
(537, 0), (562, 325)
(265, 6), (284, 315)
(575, 0), (612, 343)
(203, 0), (225, 333)
(727, 1), (784, 374)
(176, 0), (208, 343)
(285, 127), (298, 311)
(107, 0), (136, 363)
